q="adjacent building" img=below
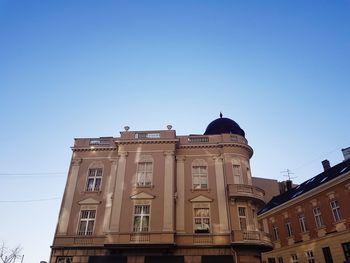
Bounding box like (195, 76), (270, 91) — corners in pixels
(258, 150), (350, 263)
(50, 115), (272, 263)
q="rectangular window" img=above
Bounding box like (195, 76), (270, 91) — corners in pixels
(313, 207), (324, 228)
(277, 257), (283, 263)
(291, 254), (298, 263)
(298, 214), (308, 232)
(233, 164), (243, 184)
(286, 221), (293, 237)
(133, 205), (150, 232)
(57, 257), (73, 263)
(305, 251), (315, 263)
(137, 162), (153, 187)
(86, 168), (103, 191)
(194, 207), (210, 233)
(78, 210), (95, 235)
(268, 258), (276, 263)
(342, 242), (350, 261)
(272, 225), (279, 241)
(192, 166), (208, 189)
(238, 207), (247, 230)
(330, 200), (342, 222)
(322, 247), (333, 263)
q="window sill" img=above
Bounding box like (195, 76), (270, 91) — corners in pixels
(83, 190), (102, 194)
(191, 188), (210, 192)
(136, 184), (154, 189)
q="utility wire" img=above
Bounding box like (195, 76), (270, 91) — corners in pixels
(0, 197), (61, 203)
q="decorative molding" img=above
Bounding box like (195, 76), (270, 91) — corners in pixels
(310, 199), (318, 207)
(326, 191), (335, 199)
(176, 156), (186, 162)
(78, 198), (101, 205)
(116, 139), (178, 145)
(72, 147), (117, 152)
(118, 151), (128, 158)
(130, 191), (155, 200)
(189, 195), (213, 203)
(163, 151), (175, 156)
(71, 158), (82, 166)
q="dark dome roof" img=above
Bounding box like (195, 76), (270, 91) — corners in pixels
(204, 116), (245, 137)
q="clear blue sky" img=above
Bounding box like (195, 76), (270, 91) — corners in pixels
(0, 1), (349, 262)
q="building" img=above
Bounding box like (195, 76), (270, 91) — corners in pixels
(258, 150), (350, 263)
(50, 115), (272, 263)
(252, 178), (298, 204)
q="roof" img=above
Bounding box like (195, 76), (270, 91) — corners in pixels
(258, 158), (350, 215)
(204, 116), (245, 137)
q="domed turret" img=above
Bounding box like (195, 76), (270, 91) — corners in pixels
(204, 113), (245, 137)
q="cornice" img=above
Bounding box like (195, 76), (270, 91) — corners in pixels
(258, 171), (350, 218)
(115, 139), (178, 145)
(179, 142), (253, 153)
(71, 147), (117, 152)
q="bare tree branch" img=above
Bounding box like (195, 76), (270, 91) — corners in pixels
(0, 242), (22, 263)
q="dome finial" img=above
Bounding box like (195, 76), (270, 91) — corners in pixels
(220, 112), (223, 118)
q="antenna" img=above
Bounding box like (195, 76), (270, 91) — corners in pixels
(280, 169), (296, 181)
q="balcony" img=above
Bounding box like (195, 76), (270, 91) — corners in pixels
(231, 230), (272, 252)
(227, 184), (265, 207)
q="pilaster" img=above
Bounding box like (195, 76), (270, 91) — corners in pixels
(57, 158), (82, 234)
(163, 151), (175, 232)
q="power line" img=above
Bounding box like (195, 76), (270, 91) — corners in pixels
(0, 197), (61, 203)
(0, 172), (66, 178)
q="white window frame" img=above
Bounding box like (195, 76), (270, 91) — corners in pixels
(238, 206), (247, 230)
(77, 210), (96, 236)
(192, 159), (208, 190)
(133, 204), (150, 232)
(291, 254), (298, 263)
(136, 161), (153, 187)
(313, 207), (324, 228)
(272, 225), (279, 241)
(193, 203), (211, 233)
(298, 213), (308, 233)
(330, 200), (342, 222)
(233, 163), (243, 184)
(286, 221), (293, 237)
(305, 250), (315, 263)
(86, 168), (103, 192)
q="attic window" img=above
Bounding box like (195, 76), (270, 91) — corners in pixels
(320, 177), (328, 183)
(306, 177), (315, 184)
(340, 167), (348, 173)
(292, 190), (304, 198)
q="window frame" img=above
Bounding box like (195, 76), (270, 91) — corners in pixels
(77, 209), (96, 236)
(192, 160), (208, 190)
(330, 200), (342, 222)
(272, 225), (279, 241)
(285, 220), (293, 237)
(85, 168), (103, 192)
(291, 254), (298, 263)
(136, 161), (153, 187)
(298, 213), (308, 233)
(193, 203), (211, 234)
(342, 242), (350, 261)
(313, 207), (324, 228)
(132, 204), (151, 232)
(232, 164), (243, 184)
(238, 206), (247, 230)
(305, 250), (315, 263)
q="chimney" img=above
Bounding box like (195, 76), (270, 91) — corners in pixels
(286, 180), (292, 191)
(342, 147), (350, 161)
(322, 159), (331, 171)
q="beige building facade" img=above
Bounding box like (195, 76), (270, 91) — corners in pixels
(50, 116), (272, 263)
